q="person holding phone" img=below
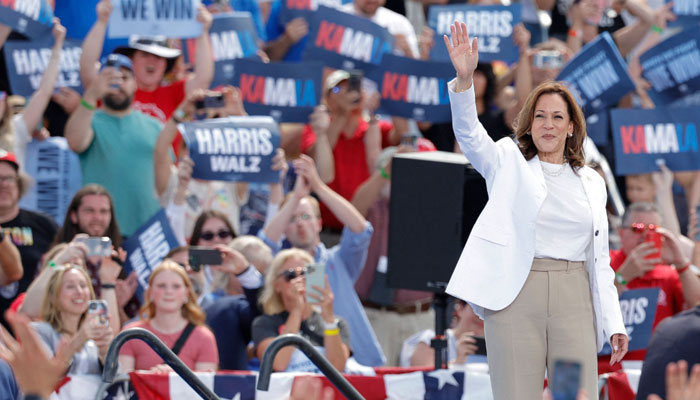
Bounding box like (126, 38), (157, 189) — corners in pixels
(252, 249), (351, 373)
(29, 265), (115, 375)
(609, 202), (700, 362)
(404, 299), (486, 368)
(443, 22), (627, 399)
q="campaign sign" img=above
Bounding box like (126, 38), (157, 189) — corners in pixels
(303, 5), (394, 74)
(376, 54), (453, 122)
(556, 32), (634, 115)
(18, 138), (82, 225)
(182, 12), (259, 88)
(0, 0), (53, 39)
(122, 209), (180, 302)
(232, 58), (322, 122)
(279, 0), (344, 25)
(108, 0), (202, 38)
(180, 116), (281, 183)
(639, 29), (700, 107)
(599, 288), (659, 355)
(3, 36), (83, 97)
(610, 107), (700, 175)
(427, 4), (521, 64)
(666, 0), (700, 27)
(586, 110), (609, 146)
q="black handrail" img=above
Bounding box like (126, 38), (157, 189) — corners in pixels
(101, 328), (220, 400)
(256, 334), (365, 400)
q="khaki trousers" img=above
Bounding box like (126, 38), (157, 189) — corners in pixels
(484, 258), (598, 400)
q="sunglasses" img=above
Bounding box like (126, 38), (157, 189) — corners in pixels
(279, 265), (311, 282)
(626, 223), (658, 233)
(199, 230), (233, 241)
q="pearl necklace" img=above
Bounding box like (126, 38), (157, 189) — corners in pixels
(541, 162), (567, 177)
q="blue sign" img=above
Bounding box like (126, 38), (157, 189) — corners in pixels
(122, 209), (181, 302)
(610, 107), (700, 175)
(18, 138), (82, 225)
(639, 28), (700, 107)
(108, 0), (202, 38)
(3, 36), (83, 97)
(667, 0), (700, 27)
(0, 0), (53, 39)
(232, 58), (322, 123)
(180, 116), (281, 183)
(182, 12), (259, 88)
(557, 32), (634, 115)
(587, 110), (609, 146)
(599, 288), (659, 355)
(427, 4), (521, 64)
(375, 54), (453, 122)
(303, 5), (394, 74)
(279, 0), (345, 25)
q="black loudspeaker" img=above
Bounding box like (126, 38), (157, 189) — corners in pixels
(387, 151), (488, 293)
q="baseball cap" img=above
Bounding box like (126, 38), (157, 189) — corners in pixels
(100, 53), (134, 73)
(325, 70), (350, 92)
(0, 149), (19, 171)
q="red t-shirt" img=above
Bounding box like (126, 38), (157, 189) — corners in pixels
(301, 119), (393, 229)
(119, 320), (218, 371)
(133, 80), (186, 123)
(602, 249), (684, 364)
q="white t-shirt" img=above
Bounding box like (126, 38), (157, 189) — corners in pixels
(340, 4), (419, 58)
(534, 162), (593, 261)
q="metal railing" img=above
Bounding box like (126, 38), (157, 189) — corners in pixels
(257, 334), (365, 400)
(99, 328), (220, 400)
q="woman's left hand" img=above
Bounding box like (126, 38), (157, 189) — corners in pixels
(609, 333), (629, 365)
(98, 248), (124, 285)
(308, 275), (334, 322)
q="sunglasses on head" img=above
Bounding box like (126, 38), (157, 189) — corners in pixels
(279, 265), (312, 282)
(626, 223), (658, 233)
(199, 230), (233, 241)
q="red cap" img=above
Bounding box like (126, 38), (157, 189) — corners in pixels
(0, 149), (19, 170)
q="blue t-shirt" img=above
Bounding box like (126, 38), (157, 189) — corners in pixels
(53, 0), (128, 56)
(0, 360), (18, 400)
(265, 0), (307, 61)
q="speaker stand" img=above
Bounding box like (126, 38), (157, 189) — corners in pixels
(430, 292), (449, 370)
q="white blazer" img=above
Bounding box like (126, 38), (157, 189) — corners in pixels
(444, 81), (626, 351)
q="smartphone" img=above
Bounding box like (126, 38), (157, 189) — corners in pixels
(88, 300), (109, 327)
(75, 237), (112, 257)
(473, 336), (487, 356)
(195, 93), (225, 110)
(188, 247), (222, 272)
(305, 263), (326, 304)
(550, 359), (581, 400)
(533, 50), (564, 70)
(644, 230), (662, 260)
(348, 70), (363, 93)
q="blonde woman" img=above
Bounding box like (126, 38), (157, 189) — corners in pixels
(252, 249), (350, 372)
(30, 265), (115, 375)
(119, 260), (218, 373)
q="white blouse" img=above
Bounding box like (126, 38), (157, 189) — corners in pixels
(534, 161), (593, 262)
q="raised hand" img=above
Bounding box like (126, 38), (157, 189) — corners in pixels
(442, 22), (479, 91)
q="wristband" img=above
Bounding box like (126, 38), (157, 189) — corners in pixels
(48, 260), (57, 269)
(568, 29), (582, 38)
(324, 328), (340, 336)
(80, 98), (96, 111)
(615, 271), (627, 286)
(235, 265), (252, 277)
(323, 318), (339, 330)
(676, 263), (691, 275)
(651, 25), (664, 34)
(380, 167), (390, 180)
(101, 283), (116, 289)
